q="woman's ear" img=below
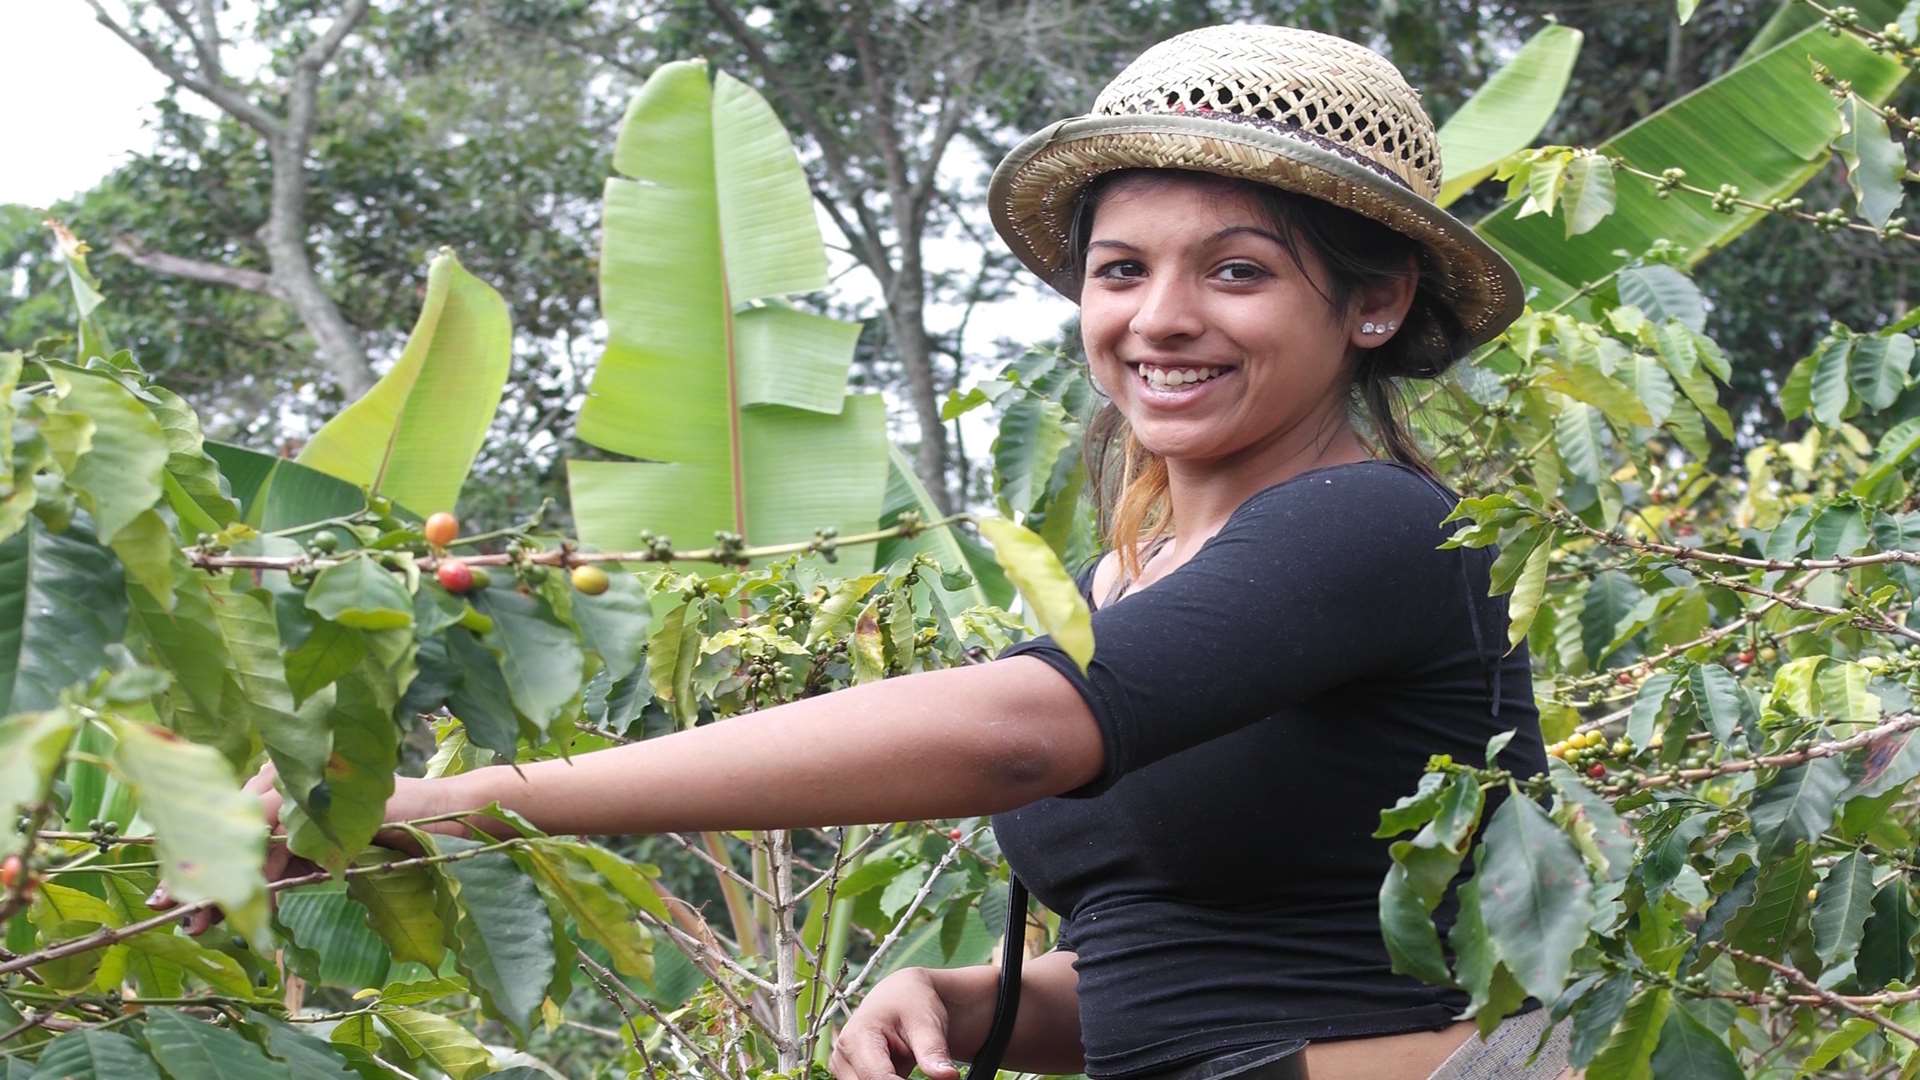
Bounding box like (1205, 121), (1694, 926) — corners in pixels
(1347, 253), (1420, 350)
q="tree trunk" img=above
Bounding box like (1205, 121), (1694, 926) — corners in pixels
(264, 138), (375, 397)
(889, 272), (953, 513)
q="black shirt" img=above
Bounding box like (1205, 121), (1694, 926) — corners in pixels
(989, 460), (1544, 1079)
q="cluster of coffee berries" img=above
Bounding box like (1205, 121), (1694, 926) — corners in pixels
(85, 817), (120, 852)
(1547, 729), (1633, 778)
(636, 530), (677, 562)
(713, 530), (748, 566)
(741, 655), (794, 694)
(811, 525), (840, 563)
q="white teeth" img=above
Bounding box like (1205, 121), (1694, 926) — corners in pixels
(1140, 364), (1226, 389)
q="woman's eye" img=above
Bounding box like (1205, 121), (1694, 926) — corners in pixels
(1216, 262), (1268, 283)
(1093, 259), (1144, 280)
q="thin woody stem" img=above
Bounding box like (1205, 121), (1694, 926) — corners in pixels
(633, 907), (782, 1010)
(801, 826), (857, 1056)
(1796, 0), (1920, 63)
(1600, 711), (1920, 795)
(1557, 590), (1806, 697)
(1720, 945), (1920, 1044)
(188, 513), (974, 574)
(1606, 153), (1920, 244)
(579, 953), (734, 1080)
(32, 831), (155, 846)
(0, 835), (529, 976)
(822, 828), (976, 1023)
(578, 956), (659, 1080)
(1557, 514), (1920, 573)
(1546, 516), (1920, 644)
(0, 993), (82, 1045)
(768, 827), (801, 1069)
(661, 833), (779, 907)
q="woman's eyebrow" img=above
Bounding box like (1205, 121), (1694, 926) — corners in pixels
(1086, 227), (1288, 252)
(1207, 225), (1288, 247)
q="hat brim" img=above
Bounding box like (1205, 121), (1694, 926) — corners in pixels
(987, 113), (1524, 356)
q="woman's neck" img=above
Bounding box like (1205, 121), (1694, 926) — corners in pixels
(1161, 410), (1374, 550)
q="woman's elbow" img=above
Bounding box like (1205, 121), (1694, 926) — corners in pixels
(955, 658), (1106, 804)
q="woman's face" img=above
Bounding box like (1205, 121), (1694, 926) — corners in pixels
(1078, 175), (1376, 465)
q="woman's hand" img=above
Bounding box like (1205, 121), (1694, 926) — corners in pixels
(145, 762), (474, 934)
(830, 967), (964, 1080)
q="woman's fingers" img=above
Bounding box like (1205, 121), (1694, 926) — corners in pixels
(901, 1013), (960, 1080)
(827, 1030), (910, 1080)
(181, 905), (219, 936)
(830, 1026), (917, 1080)
(241, 760), (279, 794)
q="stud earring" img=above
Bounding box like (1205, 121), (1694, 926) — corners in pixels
(1361, 320), (1398, 335)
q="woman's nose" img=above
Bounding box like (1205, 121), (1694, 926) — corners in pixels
(1128, 274), (1204, 343)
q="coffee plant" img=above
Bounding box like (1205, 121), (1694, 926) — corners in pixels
(1371, 7), (1920, 1073)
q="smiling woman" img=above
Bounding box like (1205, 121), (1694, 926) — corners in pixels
(937, 23), (1555, 1080)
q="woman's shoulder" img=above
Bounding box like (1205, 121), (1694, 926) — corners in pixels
(1230, 459), (1461, 533)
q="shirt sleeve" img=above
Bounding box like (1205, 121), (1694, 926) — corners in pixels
(998, 464), (1466, 797)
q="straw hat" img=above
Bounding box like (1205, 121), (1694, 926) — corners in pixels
(987, 25), (1524, 371)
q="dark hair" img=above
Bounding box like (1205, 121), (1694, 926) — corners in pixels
(1065, 169), (1468, 574)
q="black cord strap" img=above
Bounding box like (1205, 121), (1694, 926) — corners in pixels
(964, 875), (1031, 1079)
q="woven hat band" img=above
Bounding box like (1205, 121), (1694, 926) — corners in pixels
(1091, 25), (1442, 200)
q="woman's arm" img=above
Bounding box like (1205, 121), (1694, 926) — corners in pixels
(931, 951), (1085, 1075)
(435, 657), (1105, 835)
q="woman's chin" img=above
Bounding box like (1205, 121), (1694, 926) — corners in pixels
(1128, 425), (1237, 464)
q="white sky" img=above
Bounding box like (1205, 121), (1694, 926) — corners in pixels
(0, 4), (176, 208)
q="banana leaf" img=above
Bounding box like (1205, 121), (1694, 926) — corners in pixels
(1477, 24), (1908, 307)
(567, 59), (889, 572)
(1435, 24), (1585, 208)
(206, 442), (370, 530)
(296, 252), (511, 519)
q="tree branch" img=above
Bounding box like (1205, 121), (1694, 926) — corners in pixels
(82, 0), (281, 137)
(108, 234), (284, 299)
(152, 0), (220, 80)
(285, 0), (372, 160)
(297, 0), (373, 71)
(1561, 515), (1920, 574)
(661, 833), (779, 906)
(192, 0), (221, 72)
(906, 62), (979, 234)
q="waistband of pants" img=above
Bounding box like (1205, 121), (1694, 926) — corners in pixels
(1127, 1040), (1310, 1080)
